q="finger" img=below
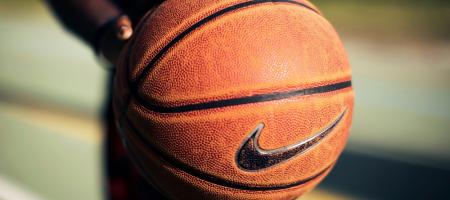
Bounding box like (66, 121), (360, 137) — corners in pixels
(114, 15), (133, 40)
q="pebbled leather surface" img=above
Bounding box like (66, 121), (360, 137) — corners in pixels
(139, 3), (348, 107)
(113, 0), (353, 199)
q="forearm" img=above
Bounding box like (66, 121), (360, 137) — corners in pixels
(46, 0), (121, 47)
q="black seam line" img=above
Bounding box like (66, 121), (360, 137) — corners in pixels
(130, 0), (319, 90)
(124, 117), (332, 191)
(136, 81), (352, 113)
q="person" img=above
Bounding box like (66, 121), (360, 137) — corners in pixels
(46, 1), (165, 199)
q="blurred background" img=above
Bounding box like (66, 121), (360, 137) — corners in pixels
(0, 0), (449, 199)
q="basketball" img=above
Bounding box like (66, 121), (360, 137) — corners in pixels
(113, 0), (354, 199)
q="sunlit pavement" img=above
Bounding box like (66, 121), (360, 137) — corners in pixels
(1, 2), (449, 200)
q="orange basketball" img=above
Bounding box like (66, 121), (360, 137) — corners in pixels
(113, 0), (353, 199)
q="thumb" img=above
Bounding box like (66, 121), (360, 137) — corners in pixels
(114, 15), (133, 41)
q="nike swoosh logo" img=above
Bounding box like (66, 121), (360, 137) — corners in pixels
(236, 109), (347, 171)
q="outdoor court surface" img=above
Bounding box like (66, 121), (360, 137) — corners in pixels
(1, 2), (449, 200)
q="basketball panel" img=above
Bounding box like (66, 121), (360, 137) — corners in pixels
(126, 88), (353, 186)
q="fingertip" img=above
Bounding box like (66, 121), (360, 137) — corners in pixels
(115, 15), (133, 40)
(117, 25), (133, 40)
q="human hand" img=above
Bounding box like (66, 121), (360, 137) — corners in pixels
(97, 15), (133, 66)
